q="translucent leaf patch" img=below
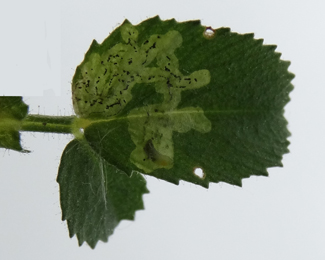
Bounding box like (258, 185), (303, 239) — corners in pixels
(73, 20), (212, 173)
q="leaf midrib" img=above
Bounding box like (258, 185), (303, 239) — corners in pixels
(78, 108), (259, 130)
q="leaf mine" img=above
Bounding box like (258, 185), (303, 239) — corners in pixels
(73, 21), (212, 173)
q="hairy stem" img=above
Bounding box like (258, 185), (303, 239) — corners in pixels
(21, 115), (76, 134)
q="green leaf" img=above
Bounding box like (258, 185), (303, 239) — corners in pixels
(72, 16), (293, 188)
(0, 96), (29, 152)
(57, 139), (149, 248)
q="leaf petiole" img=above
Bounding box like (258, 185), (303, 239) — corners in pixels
(21, 114), (76, 134)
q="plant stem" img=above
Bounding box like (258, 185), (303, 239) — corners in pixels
(21, 115), (76, 134)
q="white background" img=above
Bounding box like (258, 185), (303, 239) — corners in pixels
(1, 0), (325, 259)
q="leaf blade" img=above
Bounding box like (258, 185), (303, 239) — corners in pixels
(0, 97), (29, 152)
(57, 139), (149, 248)
(74, 16), (293, 188)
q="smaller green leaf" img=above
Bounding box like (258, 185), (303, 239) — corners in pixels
(0, 97), (28, 152)
(57, 139), (149, 248)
